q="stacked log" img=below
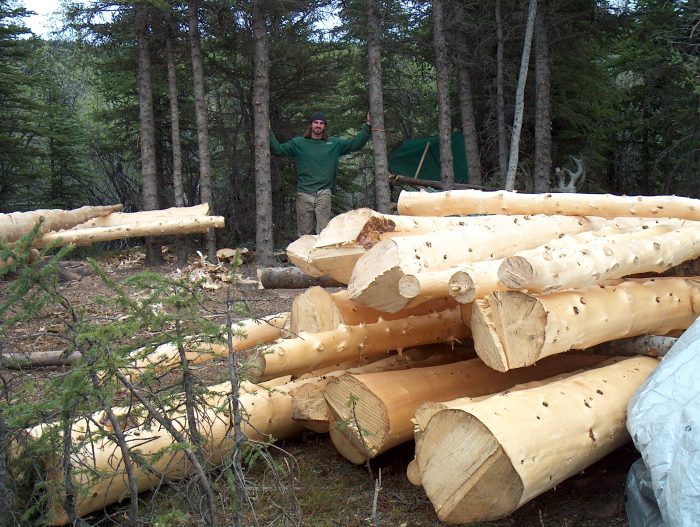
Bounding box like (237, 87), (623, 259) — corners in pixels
(27, 189), (700, 525)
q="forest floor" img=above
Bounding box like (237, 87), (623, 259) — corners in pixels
(0, 248), (636, 526)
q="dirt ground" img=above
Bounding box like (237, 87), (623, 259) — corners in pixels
(0, 250), (637, 526)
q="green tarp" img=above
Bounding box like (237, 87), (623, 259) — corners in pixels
(388, 132), (469, 184)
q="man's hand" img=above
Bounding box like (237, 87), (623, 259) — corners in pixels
(367, 111), (371, 126)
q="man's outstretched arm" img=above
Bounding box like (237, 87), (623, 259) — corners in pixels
(270, 129), (297, 157)
(337, 115), (372, 155)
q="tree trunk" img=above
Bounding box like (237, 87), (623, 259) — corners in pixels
(431, 0), (454, 189)
(495, 0), (508, 181)
(533, 0), (551, 192)
(364, 0), (391, 213)
(346, 214), (611, 313)
(450, 2), (482, 186)
(504, 0), (537, 191)
(0, 204), (122, 242)
(326, 354), (608, 464)
(471, 277), (700, 372)
(136, 4), (163, 266)
(188, 0), (216, 262)
(396, 188), (700, 220)
(247, 307), (469, 381)
(252, 0), (275, 267)
(165, 27), (188, 266)
(414, 357), (658, 524)
(498, 223), (700, 293)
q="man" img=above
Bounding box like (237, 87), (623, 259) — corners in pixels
(270, 111), (371, 237)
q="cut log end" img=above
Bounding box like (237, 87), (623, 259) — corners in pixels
(470, 299), (509, 372)
(418, 409), (522, 524)
(448, 271), (476, 303)
(498, 256), (535, 289)
(398, 275), (421, 299)
(406, 459), (422, 486)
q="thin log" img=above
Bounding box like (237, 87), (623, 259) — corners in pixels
(35, 215), (224, 248)
(397, 188), (700, 220)
(257, 267), (343, 289)
(0, 351), (81, 368)
(472, 277), (700, 372)
(0, 204), (123, 243)
(347, 214), (616, 313)
(70, 204), (209, 229)
(585, 334), (677, 358)
(121, 313), (289, 379)
(414, 356), (659, 524)
(325, 353), (608, 464)
(498, 223), (700, 293)
(247, 307), (470, 381)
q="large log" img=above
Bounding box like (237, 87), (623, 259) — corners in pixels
(0, 204), (123, 243)
(413, 356), (658, 524)
(290, 347), (471, 433)
(472, 277), (700, 372)
(35, 375), (320, 525)
(247, 307), (470, 381)
(288, 286), (457, 337)
(347, 214), (616, 313)
(324, 353), (607, 464)
(498, 222), (700, 293)
(35, 215), (224, 248)
(285, 235), (325, 277)
(257, 266), (343, 289)
(397, 188), (700, 220)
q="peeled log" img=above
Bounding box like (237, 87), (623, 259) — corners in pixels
(36, 376), (320, 525)
(247, 307), (470, 381)
(397, 188), (700, 220)
(0, 204), (123, 243)
(286, 235), (325, 277)
(347, 214), (612, 313)
(70, 204), (210, 229)
(498, 222), (700, 293)
(472, 277), (700, 372)
(414, 356), (659, 524)
(290, 347), (470, 433)
(120, 313), (289, 379)
(324, 353), (607, 464)
(35, 215), (224, 248)
(257, 266), (343, 289)
(288, 287), (457, 336)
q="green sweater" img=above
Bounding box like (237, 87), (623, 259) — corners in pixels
(270, 123), (371, 193)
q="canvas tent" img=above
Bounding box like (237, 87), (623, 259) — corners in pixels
(388, 132), (469, 184)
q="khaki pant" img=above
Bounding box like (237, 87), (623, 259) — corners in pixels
(297, 189), (332, 236)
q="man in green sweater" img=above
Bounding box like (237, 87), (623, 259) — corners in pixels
(270, 111), (371, 237)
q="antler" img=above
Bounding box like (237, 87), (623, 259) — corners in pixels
(555, 155), (585, 192)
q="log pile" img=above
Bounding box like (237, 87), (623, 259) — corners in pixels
(24, 189), (700, 525)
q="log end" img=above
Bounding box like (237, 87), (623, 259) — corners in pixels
(471, 299), (510, 372)
(398, 275), (421, 299)
(418, 409), (523, 524)
(406, 459), (422, 486)
(498, 256), (534, 289)
(448, 271), (476, 303)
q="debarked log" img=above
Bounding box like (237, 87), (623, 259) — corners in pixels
(34, 376), (324, 525)
(247, 307), (470, 381)
(471, 277), (700, 372)
(413, 356), (659, 524)
(324, 353), (607, 464)
(0, 204), (123, 243)
(347, 214), (612, 313)
(498, 222), (700, 293)
(34, 215), (224, 248)
(396, 188), (700, 220)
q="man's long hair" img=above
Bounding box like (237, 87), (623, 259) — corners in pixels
(304, 123), (328, 140)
